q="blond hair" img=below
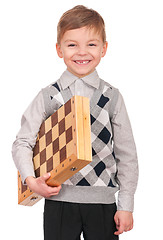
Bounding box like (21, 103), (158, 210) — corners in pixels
(57, 5), (106, 44)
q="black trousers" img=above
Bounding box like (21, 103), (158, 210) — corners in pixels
(44, 200), (118, 240)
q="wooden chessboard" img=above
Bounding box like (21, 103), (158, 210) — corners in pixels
(18, 95), (92, 206)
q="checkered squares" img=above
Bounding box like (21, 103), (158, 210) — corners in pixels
(17, 78), (120, 207)
(33, 98), (73, 178)
(62, 84), (118, 188)
(64, 154), (117, 187)
(90, 93), (112, 159)
(18, 94), (92, 206)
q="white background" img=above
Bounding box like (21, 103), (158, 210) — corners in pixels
(0, 0), (163, 239)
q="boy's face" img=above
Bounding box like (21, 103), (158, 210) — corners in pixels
(56, 27), (108, 78)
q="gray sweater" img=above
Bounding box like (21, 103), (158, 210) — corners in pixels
(12, 70), (138, 212)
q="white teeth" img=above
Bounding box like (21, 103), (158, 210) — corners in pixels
(75, 60), (90, 64)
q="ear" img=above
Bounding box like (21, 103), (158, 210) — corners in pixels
(56, 43), (63, 58)
(101, 41), (108, 57)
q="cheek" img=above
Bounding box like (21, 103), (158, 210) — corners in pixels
(92, 48), (103, 58)
(93, 53), (103, 62)
(62, 53), (75, 66)
(62, 50), (74, 60)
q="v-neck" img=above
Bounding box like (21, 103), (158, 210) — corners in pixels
(57, 78), (105, 113)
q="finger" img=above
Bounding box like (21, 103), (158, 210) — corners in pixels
(114, 216), (120, 229)
(124, 228), (130, 232)
(41, 172), (51, 181)
(51, 185), (62, 191)
(114, 230), (124, 235)
(47, 190), (60, 197)
(49, 192), (59, 196)
(114, 226), (124, 235)
(114, 218), (119, 226)
(124, 224), (133, 232)
(43, 188), (61, 198)
(47, 185), (62, 195)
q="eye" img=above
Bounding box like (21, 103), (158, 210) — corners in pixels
(88, 43), (96, 47)
(68, 44), (76, 47)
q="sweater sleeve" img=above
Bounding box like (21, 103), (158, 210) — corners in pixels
(12, 91), (46, 183)
(111, 92), (138, 212)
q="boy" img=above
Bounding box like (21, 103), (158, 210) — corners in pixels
(12, 5), (138, 240)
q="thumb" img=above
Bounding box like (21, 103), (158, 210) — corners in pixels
(114, 218), (119, 226)
(114, 224), (124, 235)
(41, 172), (51, 181)
(114, 214), (119, 226)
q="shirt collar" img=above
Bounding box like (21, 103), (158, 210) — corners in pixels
(59, 69), (100, 90)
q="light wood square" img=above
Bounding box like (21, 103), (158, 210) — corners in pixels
(58, 106), (65, 122)
(53, 152), (60, 168)
(40, 162), (47, 175)
(33, 154), (40, 170)
(45, 117), (52, 133)
(66, 140), (74, 158)
(39, 135), (46, 152)
(52, 124), (59, 141)
(65, 112), (73, 130)
(59, 132), (66, 149)
(46, 143), (53, 160)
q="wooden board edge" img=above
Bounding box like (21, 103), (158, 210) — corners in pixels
(82, 97), (92, 162)
(19, 192), (42, 206)
(18, 171), (43, 206)
(46, 154), (78, 186)
(47, 157), (91, 187)
(74, 96), (85, 160)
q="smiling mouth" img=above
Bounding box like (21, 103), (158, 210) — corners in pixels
(73, 60), (91, 65)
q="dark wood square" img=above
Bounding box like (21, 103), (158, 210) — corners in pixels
(21, 182), (28, 194)
(47, 157), (53, 172)
(51, 111), (58, 127)
(33, 140), (39, 157)
(35, 167), (40, 178)
(40, 149), (46, 165)
(39, 121), (45, 138)
(59, 118), (65, 135)
(66, 126), (73, 144)
(60, 146), (67, 163)
(53, 138), (59, 155)
(46, 129), (52, 147)
(64, 99), (71, 116)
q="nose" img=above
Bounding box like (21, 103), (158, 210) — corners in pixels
(77, 45), (87, 55)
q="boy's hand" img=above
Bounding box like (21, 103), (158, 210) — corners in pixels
(114, 210), (133, 235)
(25, 173), (62, 198)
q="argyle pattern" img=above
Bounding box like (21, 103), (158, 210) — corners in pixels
(46, 80), (118, 188)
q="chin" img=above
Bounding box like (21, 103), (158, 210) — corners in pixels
(75, 71), (93, 77)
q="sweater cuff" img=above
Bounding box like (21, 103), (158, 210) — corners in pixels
(117, 192), (134, 212)
(20, 168), (36, 185)
(16, 152), (36, 184)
